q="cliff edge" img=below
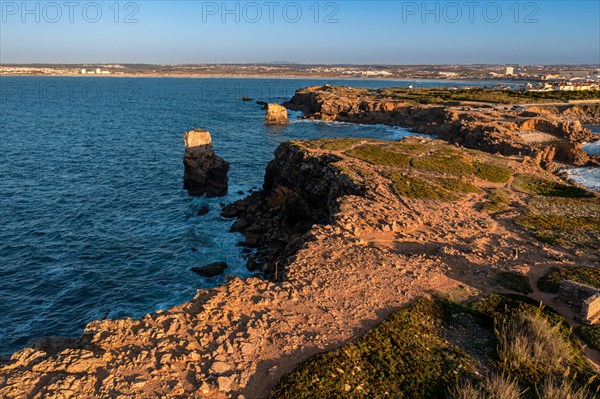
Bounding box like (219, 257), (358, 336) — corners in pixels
(3, 137), (598, 399)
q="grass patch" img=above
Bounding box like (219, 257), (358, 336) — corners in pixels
(386, 172), (458, 201)
(515, 214), (600, 247)
(496, 313), (573, 382)
(346, 144), (411, 168)
(537, 266), (600, 293)
(302, 138), (376, 151)
(410, 152), (474, 176)
(527, 197), (600, 218)
(483, 189), (512, 213)
(473, 161), (512, 183)
(437, 178), (480, 194)
(274, 294), (598, 399)
(512, 174), (591, 198)
(496, 272), (533, 294)
(272, 298), (472, 399)
(535, 377), (595, 399)
(455, 374), (523, 399)
(576, 325), (600, 351)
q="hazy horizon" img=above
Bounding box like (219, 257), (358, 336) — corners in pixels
(1, 1), (599, 65)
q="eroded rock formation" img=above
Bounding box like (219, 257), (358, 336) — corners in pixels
(265, 104), (288, 124)
(183, 129), (230, 197)
(284, 85), (600, 168)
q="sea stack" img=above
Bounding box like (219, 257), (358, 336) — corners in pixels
(265, 103), (288, 124)
(183, 129), (229, 197)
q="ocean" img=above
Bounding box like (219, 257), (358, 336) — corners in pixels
(0, 77), (596, 354)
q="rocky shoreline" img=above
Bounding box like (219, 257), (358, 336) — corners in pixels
(284, 85), (600, 170)
(2, 133), (599, 398)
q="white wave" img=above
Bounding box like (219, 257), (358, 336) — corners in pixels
(564, 167), (600, 192)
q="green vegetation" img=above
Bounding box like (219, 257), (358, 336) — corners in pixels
(535, 377), (595, 399)
(483, 189), (512, 213)
(374, 87), (600, 105)
(537, 266), (600, 293)
(512, 174), (591, 198)
(410, 152), (474, 176)
(455, 374), (523, 399)
(515, 214), (600, 247)
(473, 161), (512, 183)
(386, 172), (458, 201)
(496, 313), (573, 382)
(576, 325), (600, 351)
(272, 298), (471, 399)
(339, 140), (514, 201)
(273, 294), (598, 399)
(512, 175), (598, 248)
(301, 138), (377, 151)
(437, 178), (480, 194)
(346, 144), (411, 168)
(496, 271), (532, 294)
(473, 294), (598, 392)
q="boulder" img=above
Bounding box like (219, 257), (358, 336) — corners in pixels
(197, 205), (210, 216)
(191, 262), (228, 277)
(265, 104), (288, 124)
(183, 129), (230, 197)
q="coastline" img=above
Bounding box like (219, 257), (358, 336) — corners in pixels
(2, 136), (599, 398)
(2, 83), (599, 399)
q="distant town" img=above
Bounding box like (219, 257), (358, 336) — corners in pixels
(1, 63), (599, 91)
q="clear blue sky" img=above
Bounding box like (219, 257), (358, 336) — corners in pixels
(1, 1), (598, 64)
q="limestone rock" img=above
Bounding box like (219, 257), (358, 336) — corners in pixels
(265, 104), (288, 125)
(183, 129), (230, 197)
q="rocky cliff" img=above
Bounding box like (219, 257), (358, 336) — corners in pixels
(221, 142), (364, 276)
(183, 129), (230, 197)
(2, 137), (598, 399)
(284, 85), (600, 168)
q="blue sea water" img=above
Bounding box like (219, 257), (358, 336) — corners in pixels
(566, 125), (600, 191)
(0, 76), (558, 354)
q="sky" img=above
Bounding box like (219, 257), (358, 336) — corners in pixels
(0, 0), (599, 64)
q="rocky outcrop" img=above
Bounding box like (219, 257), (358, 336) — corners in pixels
(284, 85), (600, 168)
(183, 129), (230, 197)
(191, 262), (228, 277)
(1, 137), (598, 399)
(265, 104), (288, 124)
(222, 142), (364, 276)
